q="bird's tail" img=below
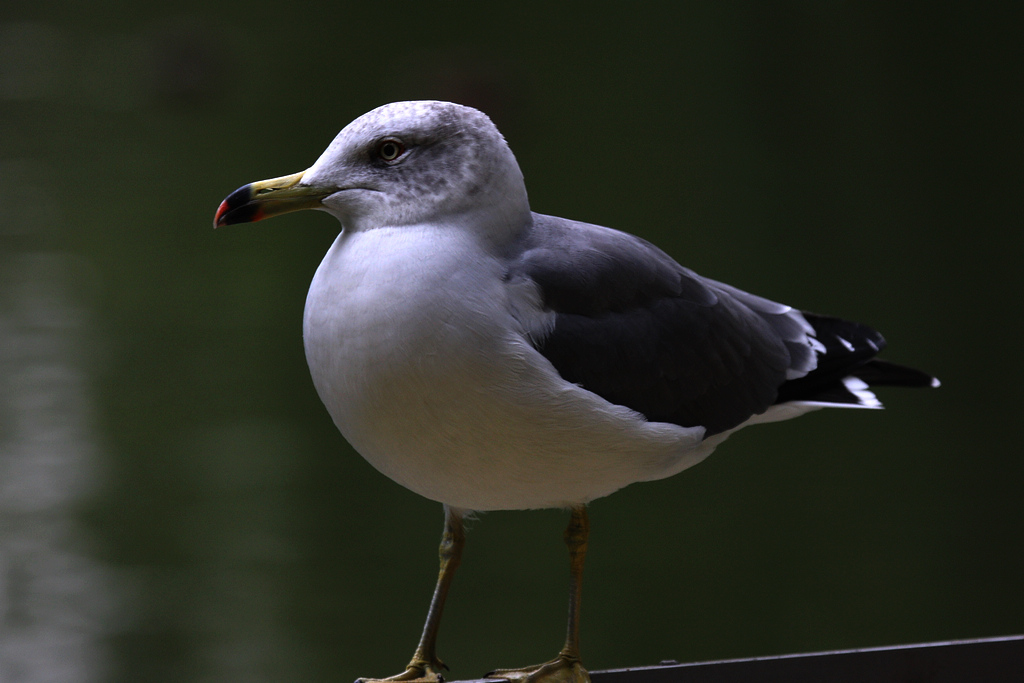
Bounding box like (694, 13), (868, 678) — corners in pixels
(774, 313), (939, 408)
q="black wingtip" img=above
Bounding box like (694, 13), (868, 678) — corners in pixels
(775, 313), (938, 405)
(852, 359), (940, 388)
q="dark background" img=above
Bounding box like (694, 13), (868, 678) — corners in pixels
(0, 3), (1020, 682)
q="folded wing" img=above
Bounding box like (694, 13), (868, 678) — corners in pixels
(508, 213), (936, 437)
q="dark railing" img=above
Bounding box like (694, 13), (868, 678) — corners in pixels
(458, 635), (1024, 683)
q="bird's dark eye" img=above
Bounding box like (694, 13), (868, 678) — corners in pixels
(378, 139), (405, 162)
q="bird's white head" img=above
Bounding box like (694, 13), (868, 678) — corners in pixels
(215, 101), (531, 243)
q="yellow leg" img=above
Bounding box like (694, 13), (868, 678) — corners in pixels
(358, 505), (465, 683)
(488, 505), (591, 683)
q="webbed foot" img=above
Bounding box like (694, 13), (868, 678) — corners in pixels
(356, 658), (448, 683)
(486, 654), (590, 683)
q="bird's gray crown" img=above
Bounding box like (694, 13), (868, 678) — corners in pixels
(303, 101), (531, 240)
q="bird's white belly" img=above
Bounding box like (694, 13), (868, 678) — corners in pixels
(303, 227), (710, 511)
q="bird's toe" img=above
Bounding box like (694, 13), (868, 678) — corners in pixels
(487, 656), (590, 683)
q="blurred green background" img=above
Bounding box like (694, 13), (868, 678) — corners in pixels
(1, 2), (1020, 682)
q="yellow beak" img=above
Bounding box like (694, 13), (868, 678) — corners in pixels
(214, 170), (327, 228)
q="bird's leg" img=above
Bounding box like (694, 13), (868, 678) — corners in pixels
(487, 505), (591, 683)
(358, 505), (465, 683)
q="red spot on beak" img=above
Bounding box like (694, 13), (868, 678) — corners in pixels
(214, 199), (230, 227)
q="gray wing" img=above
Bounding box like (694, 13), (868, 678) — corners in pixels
(507, 213), (821, 436)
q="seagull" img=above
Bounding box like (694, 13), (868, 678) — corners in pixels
(215, 101), (938, 683)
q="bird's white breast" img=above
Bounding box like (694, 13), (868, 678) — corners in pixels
(303, 225), (710, 511)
